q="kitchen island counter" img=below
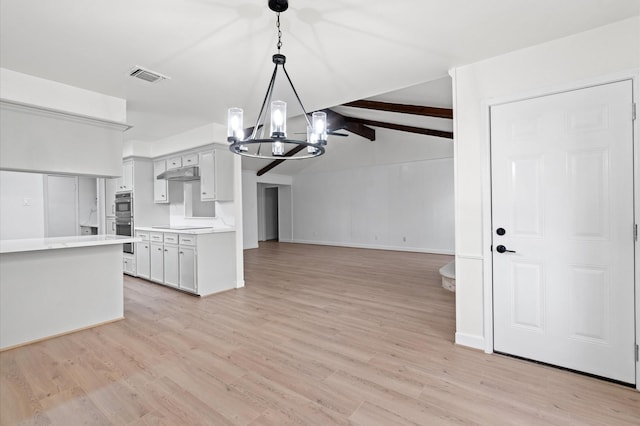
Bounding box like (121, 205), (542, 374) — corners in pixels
(0, 235), (137, 350)
(0, 234), (138, 254)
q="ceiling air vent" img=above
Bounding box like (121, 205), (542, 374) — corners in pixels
(128, 66), (170, 83)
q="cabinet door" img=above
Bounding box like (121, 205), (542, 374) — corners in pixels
(163, 244), (179, 288)
(153, 160), (168, 203)
(123, 254), (136, 276)
(150, 243), (164, 283)
(178, 246), (197, 293)
(199, 151), (215, 201)
(105, 217), (116, 235)
(166, 156), (182, 170)
(123, 161), (134, 191)
(136, 241), (150, 279)
(182, 153), (198, 166)
(105, 178), (117, 216)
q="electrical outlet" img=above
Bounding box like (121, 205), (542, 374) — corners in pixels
(23, 197), (32, 206)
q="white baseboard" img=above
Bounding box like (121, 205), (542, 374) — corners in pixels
(455, 332), (484, 350)
(288, 239), (454, 255)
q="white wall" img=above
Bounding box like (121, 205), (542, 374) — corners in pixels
(0, 171), (45, 239)
(292, 157), (454, 253)
(451, 17), (640, 349)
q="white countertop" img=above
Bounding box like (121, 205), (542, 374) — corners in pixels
(0, 235), (139, 254)
(135, 226), (235, 235)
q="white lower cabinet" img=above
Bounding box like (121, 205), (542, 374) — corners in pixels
(163, 244), (179, 288)
(133, 228), (236, 296)
(178, 246), (197, 293)
(136, 241), (150, 279)
(123, 253), (136, 276)
(150, 242), (164, 283)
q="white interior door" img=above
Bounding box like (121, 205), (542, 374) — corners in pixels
(491, 80), (635, 384)
(45, 175), (78, 237)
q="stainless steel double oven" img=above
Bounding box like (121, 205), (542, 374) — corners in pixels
(115, 191), (134, 254)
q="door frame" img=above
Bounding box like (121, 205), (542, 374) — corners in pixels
(481, 70), (640, 389)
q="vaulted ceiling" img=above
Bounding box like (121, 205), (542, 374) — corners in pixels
(1, 0), (638, 149)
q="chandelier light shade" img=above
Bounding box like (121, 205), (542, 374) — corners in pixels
(227, 0), (328, 160)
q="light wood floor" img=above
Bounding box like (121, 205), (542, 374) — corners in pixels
(1, 242), (639, 425)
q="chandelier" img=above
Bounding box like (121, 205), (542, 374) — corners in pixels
(227, 0), (328, 160)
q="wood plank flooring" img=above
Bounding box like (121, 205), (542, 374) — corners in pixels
(1, 242), (639, 425)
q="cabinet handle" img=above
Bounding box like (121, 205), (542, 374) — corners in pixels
(157, 248), (162, 251)
(179, 251), (184, 254)
(202, 192), (206, 195)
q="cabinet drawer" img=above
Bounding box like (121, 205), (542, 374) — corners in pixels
(179, 234), (197, 246)
(149, 232), (164, 243)
(164, 233), (179, 244)
(182, 153), (198, 166)
(135, 231), (149, 240)
(166, 156), (182, 170)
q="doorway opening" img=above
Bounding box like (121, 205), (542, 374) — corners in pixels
(264, 187), (279, 241)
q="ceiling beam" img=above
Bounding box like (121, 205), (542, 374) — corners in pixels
(345, 117), (453, 139)
(325, 109), (376, 141)
(256, 145), (306, 176)
(343, 100), (453, 119)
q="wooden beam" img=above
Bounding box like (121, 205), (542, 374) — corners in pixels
(343, 100), (453, 119)
(345, 117), (453, 139)
(325, 109), (376, 141)
(256, 145), (305, 176)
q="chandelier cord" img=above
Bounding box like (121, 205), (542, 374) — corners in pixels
(276, 12), (282, 53)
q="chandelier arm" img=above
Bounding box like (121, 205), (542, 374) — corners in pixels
(281, 64), (313, 128)
(250, 62), (280, 140)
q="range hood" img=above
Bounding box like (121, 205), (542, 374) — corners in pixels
(157, 166), (200, 181)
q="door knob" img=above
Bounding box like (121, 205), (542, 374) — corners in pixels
(496, 245), (516, 253)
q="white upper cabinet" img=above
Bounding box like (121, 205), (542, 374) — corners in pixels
(166, 156), (182, 170)
(182, 153), (198, 167)
(199, 149), (233, 202)
(105, 178), (117, 216)
(116, 161), (134, 192)
(153, 160), (168, 203)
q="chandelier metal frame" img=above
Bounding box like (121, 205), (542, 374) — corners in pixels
(227, 0), (327, 160)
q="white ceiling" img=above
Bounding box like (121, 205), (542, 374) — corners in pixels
(1, 0), (639, 146)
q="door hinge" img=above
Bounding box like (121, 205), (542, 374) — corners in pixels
(636, 344), (639, 362)
(633, 103), (637, 121)
(634, 224), (638, 242)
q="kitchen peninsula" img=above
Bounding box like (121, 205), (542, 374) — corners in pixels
(134, 226), (236, 296)
(0, 234), (137, 350)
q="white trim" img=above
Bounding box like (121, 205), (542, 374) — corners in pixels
(0, 98), (130, 131)
(456, 253), (484, 261)
(483, 70), (640, 387)
(289, 239), (454, 255)
(455, 332), (484, 350)
(632, 71), (640, 391)
(481, 93), (495, 354)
